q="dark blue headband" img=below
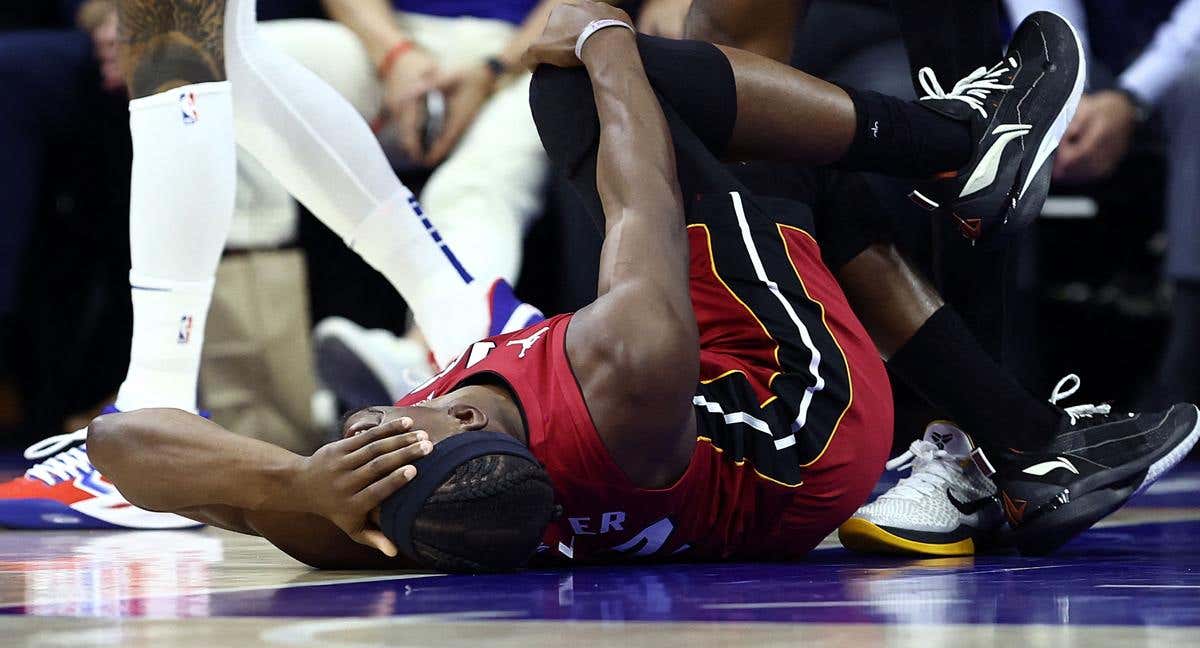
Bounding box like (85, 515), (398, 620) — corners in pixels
(379, 430), (540, 563)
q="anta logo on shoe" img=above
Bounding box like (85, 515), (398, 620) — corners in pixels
(954, 215), (984, 241)
(1022, 457), (1080, 476)
(959, 123), (1033, 198)
(947, 489), (994, 516)
(931, 432), (955, 450)
(1000, 491), (1028, 524)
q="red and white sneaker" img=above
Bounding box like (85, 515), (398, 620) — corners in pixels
(0, 422), (203, 530)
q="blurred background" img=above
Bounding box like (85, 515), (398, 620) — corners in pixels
(0, 0), (1195, 455)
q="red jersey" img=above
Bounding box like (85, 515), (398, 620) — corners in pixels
(396, 217), (892, 565)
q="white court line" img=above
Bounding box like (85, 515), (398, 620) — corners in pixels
(1095, 585), (1200, 589)
(704, 599), (968, 610)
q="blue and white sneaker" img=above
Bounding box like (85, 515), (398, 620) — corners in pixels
(486, 278), (545, 337)
(314, 279), (545, 409)
(0, 407), (205, 530)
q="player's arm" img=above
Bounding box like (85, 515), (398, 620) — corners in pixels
(529, 2), (699, 488)
(87, 408), (430, 556)
(683, 0), (805, 63)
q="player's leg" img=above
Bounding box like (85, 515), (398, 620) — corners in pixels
(115, 0), (235, 415)
(0, 0), (235, 530)
(816, 172), (1199, 555)
(222, 0), (540, 367)
(532, 63), (893, 555)
(419, 74), (546, 285)
(629, 25), (1080, 240)
(683, 0), (807, 63)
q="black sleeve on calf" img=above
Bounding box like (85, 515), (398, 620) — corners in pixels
(888, 305), (1060, 450)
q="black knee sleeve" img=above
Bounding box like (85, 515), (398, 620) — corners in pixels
(636, 35), (738, 157)
(530, 34), (739, 171)
(530, 65), (599, 179)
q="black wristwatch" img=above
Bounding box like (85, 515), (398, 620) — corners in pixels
(485, 56), (509, 79)
(1114, 86), (1151, 124)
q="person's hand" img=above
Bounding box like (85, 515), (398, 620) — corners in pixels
(78, 0), (123, 92)
(291, 416), (432, 557)
(423, 63), (497, 165)
(524, 0), (635, 69)
(636, 0), (692, 38)
(380, 46), (441, 162)
(1053, 90), (1139, 184)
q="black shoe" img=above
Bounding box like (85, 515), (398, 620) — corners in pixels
(909, 11), (1085, 242)
(974, 375), (1200, 555)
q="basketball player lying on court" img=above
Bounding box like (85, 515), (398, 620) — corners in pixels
(88, 2), (1198, 570)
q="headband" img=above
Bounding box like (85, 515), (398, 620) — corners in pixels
(378, 430), (540, 562)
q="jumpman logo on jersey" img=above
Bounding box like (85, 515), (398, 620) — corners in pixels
(506, 326), (550, 359)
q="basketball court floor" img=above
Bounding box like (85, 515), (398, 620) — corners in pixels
(2, 463), (1197, 647)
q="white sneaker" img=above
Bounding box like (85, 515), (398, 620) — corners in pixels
(0, 428), (204, 530)
(838, 422), (1005, 556)
(313, 317), (434, 409)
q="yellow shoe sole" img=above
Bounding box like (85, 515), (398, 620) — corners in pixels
(837, 517), (977, 557)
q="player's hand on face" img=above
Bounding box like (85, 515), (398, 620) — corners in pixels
(380, 47), (441, 162)
(295, 416), (433, 557)
(1052, 91), (1137, 184)
(524, 0), (635, 68)
(422, 64), (496, 166)
(636, 0), (692, 38)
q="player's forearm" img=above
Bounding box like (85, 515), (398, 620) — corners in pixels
(87, 409), (301, 514)
(322, 0), (411, 68)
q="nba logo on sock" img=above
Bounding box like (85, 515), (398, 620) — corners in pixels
(179, 92), (199, 124)
(178, 315), (194, 344)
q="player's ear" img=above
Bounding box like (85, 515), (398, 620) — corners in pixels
(447, 404), (489, 431)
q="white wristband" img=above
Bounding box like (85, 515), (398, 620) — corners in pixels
(574, 19), (636, 62)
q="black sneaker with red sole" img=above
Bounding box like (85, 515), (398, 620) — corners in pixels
(974, 376), (1200, 555)
(909, 11), (1086, 242)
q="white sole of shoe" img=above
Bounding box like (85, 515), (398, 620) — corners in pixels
(313, 317), (421, 402)
(1133, 404), (1200, 498)
(1018, 11), (1087, 200)
(73, 495), (205, 530)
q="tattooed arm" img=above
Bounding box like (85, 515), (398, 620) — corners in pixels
(117, 0), (226, 98)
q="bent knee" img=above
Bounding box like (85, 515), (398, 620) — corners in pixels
(529, 66), (599, 172)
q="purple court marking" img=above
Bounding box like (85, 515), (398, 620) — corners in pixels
(1, 461), (1196, 627)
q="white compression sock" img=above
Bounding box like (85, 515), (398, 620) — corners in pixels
(223, 0), (495, 365)
(115, 83), (236, 413)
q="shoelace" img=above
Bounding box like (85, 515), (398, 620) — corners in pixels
(879, 439), (964, 502)
(917, 57), (1018, 118)
(1049, 373), (1113, 425)
(23, 430), (91, 486)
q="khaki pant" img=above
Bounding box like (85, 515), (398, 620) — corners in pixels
(200, 249), (320, 454)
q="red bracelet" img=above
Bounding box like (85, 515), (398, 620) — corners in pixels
(378, 40), (415, 80)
